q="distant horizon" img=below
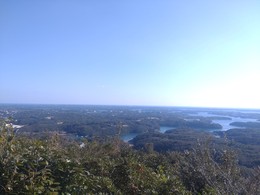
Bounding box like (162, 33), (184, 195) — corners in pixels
(1, 102), (260, 111)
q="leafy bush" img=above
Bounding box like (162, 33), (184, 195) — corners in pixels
(0, 119), (259, 194)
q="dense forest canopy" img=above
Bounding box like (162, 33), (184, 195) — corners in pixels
(0, 105), (260, 194)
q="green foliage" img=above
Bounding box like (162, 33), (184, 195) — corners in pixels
(0, 119), (259, 194)
(176, 139), (244, 194)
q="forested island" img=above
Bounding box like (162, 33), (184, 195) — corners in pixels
(0, 104), (260, 194)
(0, 104), (224, 137)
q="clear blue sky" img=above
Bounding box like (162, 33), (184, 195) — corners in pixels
(1, 0), (260, 108)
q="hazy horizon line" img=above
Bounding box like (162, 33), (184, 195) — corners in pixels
(1, 102), (260, 111)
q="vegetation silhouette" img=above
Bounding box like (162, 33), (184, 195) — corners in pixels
(1, 119), (260, 194)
